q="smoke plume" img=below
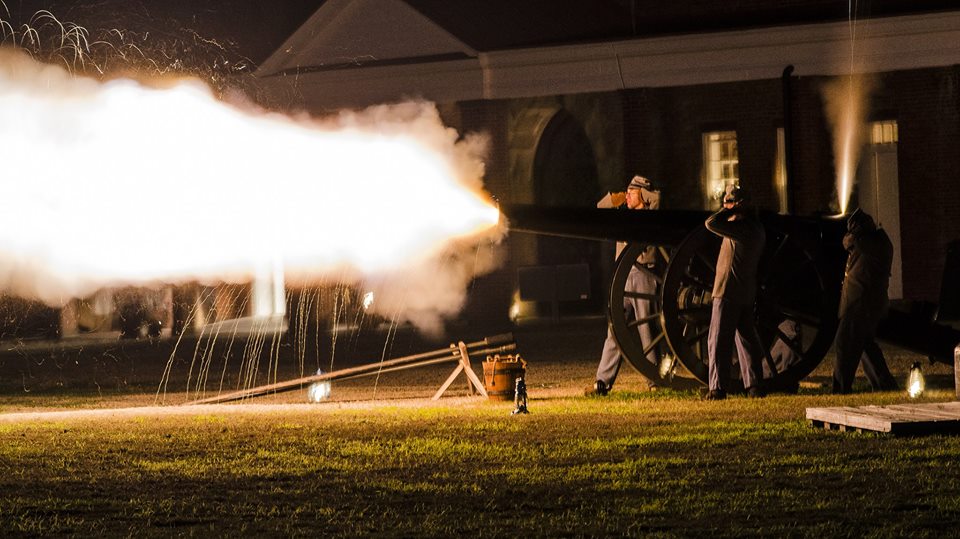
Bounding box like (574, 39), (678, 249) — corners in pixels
(0, 49), (502, 333)
(821, 74), (876, 215)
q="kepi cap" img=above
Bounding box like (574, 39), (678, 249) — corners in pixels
(628, 175), (653, 191)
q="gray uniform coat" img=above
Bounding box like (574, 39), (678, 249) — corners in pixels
(705, 209), (765, 305)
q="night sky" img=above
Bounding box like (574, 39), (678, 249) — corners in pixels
(3, 0), (324, 67)
(5, 0), (960, 67)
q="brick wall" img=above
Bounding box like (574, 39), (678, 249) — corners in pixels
(884, 67), (960, 300)
(623, 79), (785, 211)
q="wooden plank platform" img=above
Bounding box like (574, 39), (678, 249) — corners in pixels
(806, 402), (960, 435)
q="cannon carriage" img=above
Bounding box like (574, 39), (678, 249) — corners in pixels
(502, 204), (958, 391)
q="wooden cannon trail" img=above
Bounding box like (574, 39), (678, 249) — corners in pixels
(187, 333), (517, 405)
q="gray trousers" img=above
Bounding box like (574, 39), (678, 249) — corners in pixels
(597, 265), (658, 388)
(833, 303), (898, 393)
(707, 297), (764, 392)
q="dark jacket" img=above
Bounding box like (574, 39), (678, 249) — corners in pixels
(839, 210), (893, 318)
(705, 208), (766, 304)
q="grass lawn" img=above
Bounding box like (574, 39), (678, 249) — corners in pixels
(0, 324), (958, 536)
(2, 389), (960, 537)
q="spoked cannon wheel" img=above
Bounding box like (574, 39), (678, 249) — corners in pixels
(608, 242), (702, 390)
(658, 225), (839, 391)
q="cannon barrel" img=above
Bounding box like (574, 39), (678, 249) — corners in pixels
(500, 203), (847, 250)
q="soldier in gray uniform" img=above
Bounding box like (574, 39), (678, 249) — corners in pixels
(703, 186), (766, 400)
(832, 208), (898, 394)
(587, 175), (660, 396)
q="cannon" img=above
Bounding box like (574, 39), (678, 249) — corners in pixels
(502, 204), (960, 391)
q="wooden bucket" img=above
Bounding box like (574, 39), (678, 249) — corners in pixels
(483, 355), (526, 401)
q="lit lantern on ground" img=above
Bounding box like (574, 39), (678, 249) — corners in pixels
(907, 362), (925, 399)
(307, 369), (332, 402)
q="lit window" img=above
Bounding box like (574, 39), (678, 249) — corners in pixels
(703, 130), (739, 207)
(870, 120), (898, 145)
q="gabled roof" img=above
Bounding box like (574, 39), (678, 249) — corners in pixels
(257, 0), (960, 72)
(255, 0), (475, 77)
(254, 1), (960, 109)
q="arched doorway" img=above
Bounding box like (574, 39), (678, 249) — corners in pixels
(531, 110), (605, 316)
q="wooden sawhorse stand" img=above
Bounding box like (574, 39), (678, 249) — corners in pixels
(432, 341), (488, 400)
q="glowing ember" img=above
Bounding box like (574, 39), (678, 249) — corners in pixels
(0, 51), (501, 328)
